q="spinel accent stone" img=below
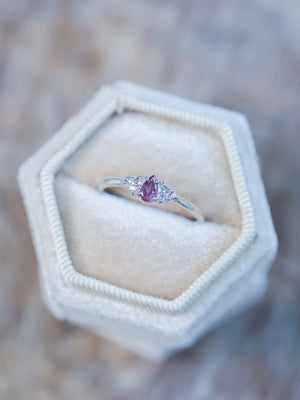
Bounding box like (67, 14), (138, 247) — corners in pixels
(140, 175), (158, 202)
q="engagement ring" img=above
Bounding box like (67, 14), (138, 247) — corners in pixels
(97, 174), (204, 222)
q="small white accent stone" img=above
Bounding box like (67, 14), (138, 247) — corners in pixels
(157, 183), (177, 203)
(124, 176), (145, 195)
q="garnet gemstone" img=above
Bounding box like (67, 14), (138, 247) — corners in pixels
(140, 175), (158, 202)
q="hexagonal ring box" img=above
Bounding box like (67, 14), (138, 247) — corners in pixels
(19, 81), (277, 361)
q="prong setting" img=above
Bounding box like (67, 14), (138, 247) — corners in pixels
(123, 175), (178, 204)
(102, 175), (202, 221)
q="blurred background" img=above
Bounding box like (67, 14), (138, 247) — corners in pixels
(0, 1), (299, 399)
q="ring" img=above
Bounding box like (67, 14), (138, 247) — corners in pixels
(97, 174), (204, 222)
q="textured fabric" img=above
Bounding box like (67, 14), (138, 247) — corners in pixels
(57, 112), (241, 299)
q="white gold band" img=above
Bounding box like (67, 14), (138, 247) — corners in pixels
(97, 175), (204, 222)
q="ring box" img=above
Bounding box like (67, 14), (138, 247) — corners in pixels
(18, 81), (277, 361)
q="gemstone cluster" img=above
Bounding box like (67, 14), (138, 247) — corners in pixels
(123, 175), (178, 204)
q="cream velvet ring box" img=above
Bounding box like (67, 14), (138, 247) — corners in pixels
(18, 81), (277, 361)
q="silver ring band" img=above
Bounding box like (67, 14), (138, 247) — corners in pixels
(97, 175), (204, 222)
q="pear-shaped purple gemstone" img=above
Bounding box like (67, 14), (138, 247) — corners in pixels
(140, 175), (158, 202)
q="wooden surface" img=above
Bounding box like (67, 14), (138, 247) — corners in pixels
(1, 1), (300, 399)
